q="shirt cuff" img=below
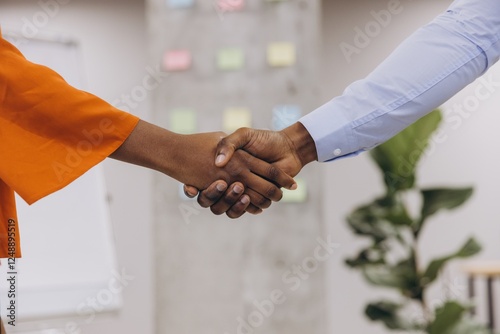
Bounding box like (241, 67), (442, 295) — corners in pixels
(299, 99), (364, 162)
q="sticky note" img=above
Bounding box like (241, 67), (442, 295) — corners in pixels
(163, 50), (192, 71)
(170, 108), (197, 134)
(223, 108), (252, 133)
(272, 105), (302, 130)
(167, 0), (194, 8)
(217, 48), (245, 70)
(282, 178), (307, 203)
(216, 0), (245, 12)
(267, 42), (296, 67)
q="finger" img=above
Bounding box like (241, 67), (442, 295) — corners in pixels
(236, 150), (296, 191)
(226, 194), (251, 219)
(197, 181), (228, 208)
(245, 188), (272, 210)
(235, 153), (284, 202)
(183, 185), (199, 198)
(210, 182), (246, 215)
(215, 128), (251, 167)
(245, 204), (263, 215)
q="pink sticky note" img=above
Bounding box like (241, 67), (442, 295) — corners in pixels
(217, 0), (245, 12)
(163, 50), (192, 71)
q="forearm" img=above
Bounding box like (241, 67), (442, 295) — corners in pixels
(301, 0), (500, 162)
(110, 120), (186, 179)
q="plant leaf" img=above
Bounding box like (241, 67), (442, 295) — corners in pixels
(428, 301), (467, 334)
(422, 238), (481, 286)
(370, 110), (442, 193)
(420, 188), (474, 223)
(445, 317), (490, 334)
(347, 196), (413, 243)
(365, 301), (409, 330)
(346, 248), (386, 268)
(363, 256), (422, 300)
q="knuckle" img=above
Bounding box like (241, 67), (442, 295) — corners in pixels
(265, 186), (279, 200)
(267, 165), (280, 181)
(255, 196), (271, 209)
(223, 194), (237, 206)
(197, 197), (210, 208)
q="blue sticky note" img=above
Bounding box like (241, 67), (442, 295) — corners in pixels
(272, 105), (302, 130)
(167, 0), (194, 9)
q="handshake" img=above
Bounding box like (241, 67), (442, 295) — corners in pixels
(111, 119), (317, 218)
(180, 122), (318, 218)
(120, 120), (318, 219)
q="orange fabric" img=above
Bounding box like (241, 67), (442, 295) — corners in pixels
(0, 35), (139, 258)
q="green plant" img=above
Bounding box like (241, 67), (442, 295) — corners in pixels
(345, 110), (487, 333)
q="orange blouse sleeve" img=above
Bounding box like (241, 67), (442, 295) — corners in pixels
(0, 35), (140, 258)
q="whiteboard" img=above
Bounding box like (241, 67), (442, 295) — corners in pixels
(0, 33), (122, 331)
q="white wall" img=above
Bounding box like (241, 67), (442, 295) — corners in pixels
(321, 0), (500, 332)
(0, 1), (154, 333)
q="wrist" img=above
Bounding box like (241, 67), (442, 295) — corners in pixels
(281, 122), (317, 168)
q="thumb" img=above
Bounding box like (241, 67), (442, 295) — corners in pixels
(215, 128), (252, 167)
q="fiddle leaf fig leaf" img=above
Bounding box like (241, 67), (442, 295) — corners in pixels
(422, 238), (481, 286)
(420, 188), (474, 222)
(347, 196), (413, 243)
(428, 301), (467, 334)
(365, 301), (414, 330)
(363, 257), (422, 300)
(370, 110), (442, 192)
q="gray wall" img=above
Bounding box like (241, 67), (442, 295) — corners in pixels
(147, 1), (329, 333)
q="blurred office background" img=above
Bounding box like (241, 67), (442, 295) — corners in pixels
(1, 0), (500, 333)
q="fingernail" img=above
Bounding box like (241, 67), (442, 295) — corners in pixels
(216, 183), (227, 192)
(290, 183), (298, 190)
(233, 185), (243, 194)
(240, 195), (250, 204)
(215, 154), (225, 165)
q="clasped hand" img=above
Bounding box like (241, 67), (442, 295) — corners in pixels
(184, 122), (317, 218)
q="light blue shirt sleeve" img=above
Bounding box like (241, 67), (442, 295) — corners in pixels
(300, 0), (500, 162)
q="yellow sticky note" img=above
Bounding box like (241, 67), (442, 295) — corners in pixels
(223, 108), (252, 133)
(170, 109), (197, 134)
(282, 178), (307, 203)
(267, 42), (296, 67)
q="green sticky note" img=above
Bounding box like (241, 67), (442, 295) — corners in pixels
(282, 178), (307, 203)
(223, 108), (252, 133)
(170, 109), (196, 134)
(267, 42), (296, 67)
(217, 48), (245, 70)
